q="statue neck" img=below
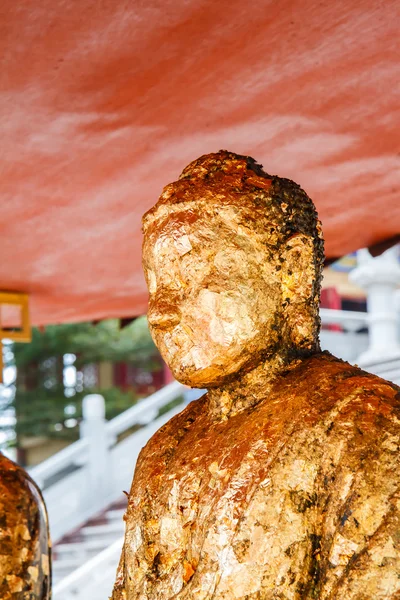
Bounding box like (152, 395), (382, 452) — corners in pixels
(207, 348), (317, 420)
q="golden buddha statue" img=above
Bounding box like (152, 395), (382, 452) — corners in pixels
(0, 453), (51, 598)
(112, 151), (400, 599)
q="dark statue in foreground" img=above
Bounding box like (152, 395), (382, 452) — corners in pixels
(112, 151), (400, 599)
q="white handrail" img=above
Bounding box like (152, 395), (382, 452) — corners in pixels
(29, 381), (184, 486)
(320, 308), (368, 326)
(108, 380), (184, 436)
(29, 439), (88, 486)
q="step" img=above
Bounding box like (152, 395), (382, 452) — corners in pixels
(81, 521), (125, 537)
(53, 556), (86, 572)
(54, 537), (115, 557)
(53, 547), (117, 576)
(51, 498), (128, 590)
(105, 508), (125, 521)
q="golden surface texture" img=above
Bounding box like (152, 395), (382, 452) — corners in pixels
(0, 454), (51, 599)
(113, 152), (400, 599)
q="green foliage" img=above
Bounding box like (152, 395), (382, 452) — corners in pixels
(13, 317), (157, 368)
(14, 386), (139, 440)
(157, 396), (184, 417)
(7, 317), (162, 445)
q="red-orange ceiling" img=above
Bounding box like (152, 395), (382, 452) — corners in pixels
(1, 0), (399, 326)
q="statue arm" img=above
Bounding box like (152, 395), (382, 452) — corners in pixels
(111, 401), (202, 599)
(326, 492), (400, 599)
(318, 390), (400, 599)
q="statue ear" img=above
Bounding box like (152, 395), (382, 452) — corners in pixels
(280, 234), (319, 350)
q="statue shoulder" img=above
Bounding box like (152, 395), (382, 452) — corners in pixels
(134, 394), (208, 476)
(331, 359), (400, 425)
(306, 352), (400, 421)
(295, 353), (400, 464)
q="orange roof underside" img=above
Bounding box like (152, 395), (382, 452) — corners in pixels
(1, 0), (399, 326)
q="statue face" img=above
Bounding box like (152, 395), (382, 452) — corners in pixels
(143, 207), (282, 387)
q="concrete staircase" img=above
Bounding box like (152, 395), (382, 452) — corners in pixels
(52, 497), (127, 590)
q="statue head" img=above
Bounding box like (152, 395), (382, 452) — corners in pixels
(142, 151), (324, 388)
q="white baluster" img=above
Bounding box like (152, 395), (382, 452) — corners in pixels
(80, 394), (111, 512)
(350, 245), (400, 366)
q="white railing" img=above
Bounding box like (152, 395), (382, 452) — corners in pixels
(320, 308), (400, 384)
(319, 308), (368, 331)
(319, 308), (369, 364)
(29, 381), (185, 544)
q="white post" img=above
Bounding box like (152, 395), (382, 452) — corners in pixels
(80, 394), (111, 512)
(350, 246), (400, 366)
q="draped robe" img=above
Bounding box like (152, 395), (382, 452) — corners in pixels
(112, 353), (400, 599)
